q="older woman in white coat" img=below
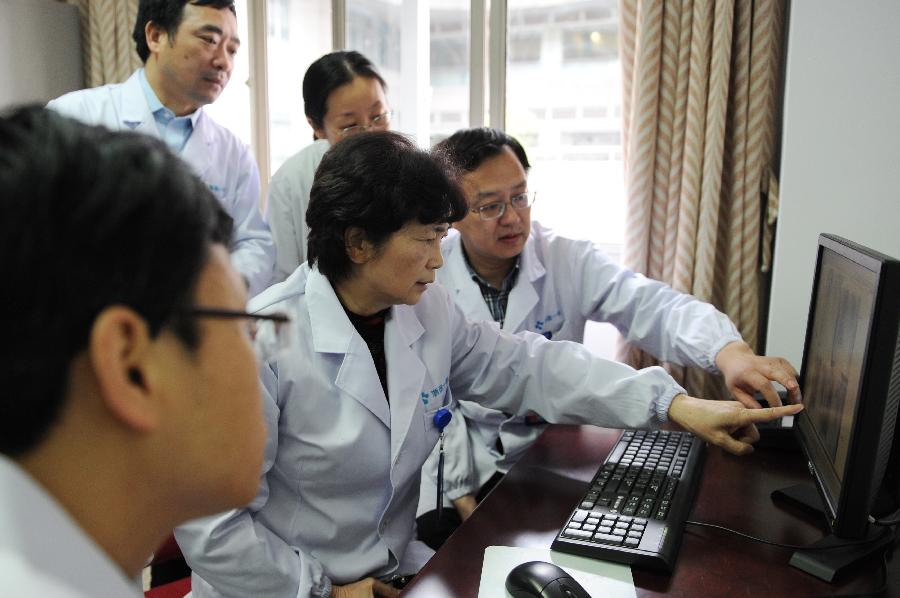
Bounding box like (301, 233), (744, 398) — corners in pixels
(175, 132), (802, 598)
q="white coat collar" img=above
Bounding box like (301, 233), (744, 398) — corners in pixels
(306, 266), (357, 354)
(305, 268), (427, 439)
(384, 305), (427, 461)
(305, 267), (426, 351)
(440, 231), (492, 322)
(503, 227), (545, 331)
(304, 268), (389, 426)
(441, 225), (546, 331)
(118, 70), (158, 137)
(118, 70), (214, 178)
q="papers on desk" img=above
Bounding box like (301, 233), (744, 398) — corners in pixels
(477, 546), (636, 598)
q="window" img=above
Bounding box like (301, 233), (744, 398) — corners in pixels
(506, 0), (624, 358)
(267, 0), (290, 41)
(509, 32), (541, 63)
(266, 0), (332, 173)
(347, 1), (402, 73)
(582, 105), (607, 118)
(562, 28), (618, 62)
(560, 130), (620, 146)
(345, 0), (469, 147)
(210, 1), (626, 357)
(204, 0), (251, 147)
(429, 1), (470, 144)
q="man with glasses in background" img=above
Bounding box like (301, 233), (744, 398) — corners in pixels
(47, 0), (274, 297)
(416, 127), (801, 547)
(0, 106), (285, 595)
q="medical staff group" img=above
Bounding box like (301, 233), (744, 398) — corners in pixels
(0, 1), (803, 597)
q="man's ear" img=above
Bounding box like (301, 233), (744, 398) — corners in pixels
(344, 226), (374, 264)
(88, 306), (159, 433)
(144, 21), (168, 56)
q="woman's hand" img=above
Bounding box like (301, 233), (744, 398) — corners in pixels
(667, 394), (803, 455)
(331, 578), (400, 598)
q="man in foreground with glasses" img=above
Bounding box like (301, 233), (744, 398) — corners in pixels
(416, 127), (802, 547)
(0, 106), (272, 595)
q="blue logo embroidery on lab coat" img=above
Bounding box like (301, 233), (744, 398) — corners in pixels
(207, 183), (224, 195)
(534, 309), (563, 339)
(420, 376), (449, 407)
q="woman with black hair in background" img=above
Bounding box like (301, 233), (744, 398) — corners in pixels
(267, 50), (391, 282)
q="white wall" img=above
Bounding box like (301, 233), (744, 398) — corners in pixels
(0, 0), (82, 109)
(766, 0), (900, 366)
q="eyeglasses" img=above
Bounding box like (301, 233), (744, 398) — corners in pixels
(470, 191), (537, 221)
(183, 307), (293, 363)
(337, 110), (393, 137)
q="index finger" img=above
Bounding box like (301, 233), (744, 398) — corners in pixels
(743, 403), (803, 423)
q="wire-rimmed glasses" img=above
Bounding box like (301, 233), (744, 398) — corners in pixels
(470, 191), (537, 221)
(338, 110), (393, 137)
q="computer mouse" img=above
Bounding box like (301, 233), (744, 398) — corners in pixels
(505, 560), (592, 598)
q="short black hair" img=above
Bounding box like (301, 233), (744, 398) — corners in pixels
(303, 51), (387, 132)
(434, 127), (531, 174)
(133, 0), (236, 63)
(0, 106), (233, 457)
(306, 132), (467, 283)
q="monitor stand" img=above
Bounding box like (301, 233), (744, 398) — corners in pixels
(772, 483), (894, 583)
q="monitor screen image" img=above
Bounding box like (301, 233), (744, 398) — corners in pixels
(795, 234), (900, 540)
(802, 249), (876, 505)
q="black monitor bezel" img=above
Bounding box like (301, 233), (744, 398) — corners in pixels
(795, 233), (900, 539)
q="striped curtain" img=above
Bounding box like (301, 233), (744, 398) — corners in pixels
(66, 0), (141, 87)
(618, 0), (784, 396)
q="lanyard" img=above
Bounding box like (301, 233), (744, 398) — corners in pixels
(433, 408), (452, 521)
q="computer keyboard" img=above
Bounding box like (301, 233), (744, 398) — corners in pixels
(550, 429), (705, 573)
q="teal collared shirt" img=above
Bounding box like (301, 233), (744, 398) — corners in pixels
(138, 69), (200, 154)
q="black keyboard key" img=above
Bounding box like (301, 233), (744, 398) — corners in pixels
(595, 533), (623, 543)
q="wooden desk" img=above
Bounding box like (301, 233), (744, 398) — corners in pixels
(402, 425), (896, 597)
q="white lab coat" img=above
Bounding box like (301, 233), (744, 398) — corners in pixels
(176, 263), (686, 598)
(419, 221), (743, 512)
(267, 140), (330, 282)
(47, 70), (275, 297)
(0, 456), (142, 598)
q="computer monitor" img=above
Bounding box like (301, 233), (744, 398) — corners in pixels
(792, 234), (900, 543)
